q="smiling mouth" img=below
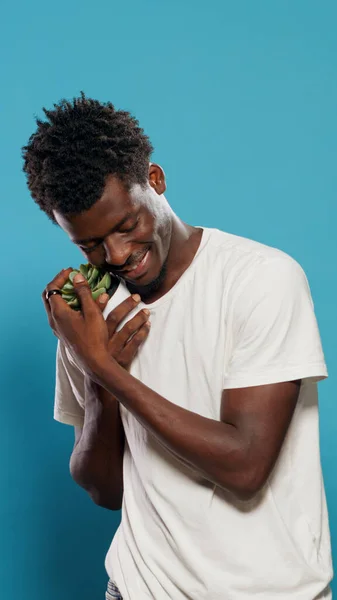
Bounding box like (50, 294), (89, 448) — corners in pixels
(121, 248), (151, 279)
(112, 247), (151, 278)
(124, 252), (148, 273)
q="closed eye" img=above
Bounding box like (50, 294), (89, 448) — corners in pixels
(79, 218), (139, 253)
(120, 219), (139, 233)
(79, 241), (103, 253)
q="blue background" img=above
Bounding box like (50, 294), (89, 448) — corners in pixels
(1, 1), (336, 598)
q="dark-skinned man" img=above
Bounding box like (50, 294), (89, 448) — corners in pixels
(23, 94), (332, 600)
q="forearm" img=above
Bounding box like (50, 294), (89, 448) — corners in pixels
(70, 378), (125, 510)
(93, 358), (255, 500)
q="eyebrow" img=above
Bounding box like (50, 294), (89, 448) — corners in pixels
(74, 212), (134, 245)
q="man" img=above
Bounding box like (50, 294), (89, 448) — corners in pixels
(23, 93), (333, 599)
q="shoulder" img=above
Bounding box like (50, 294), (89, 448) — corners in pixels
(201, 227), (306, 290)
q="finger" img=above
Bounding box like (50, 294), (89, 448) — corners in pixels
(41, 288), (55, 331)
(95, 292), (110, 313)
(72, 273), (99, 317)
(106, 294), (142, 336)
(45, 267), (74, 297)
(117, 308), (150, 347)
(43, 267), (73, 332)
(119, 321), (150, 368)
(48, 288), (74, 319)
(108, 309), (149, 357)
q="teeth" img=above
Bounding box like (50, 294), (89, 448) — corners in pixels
(130, 250), (147, 271)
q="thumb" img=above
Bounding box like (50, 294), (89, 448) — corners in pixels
(72, 273), (97, 315)
(96, 292), (110, 312)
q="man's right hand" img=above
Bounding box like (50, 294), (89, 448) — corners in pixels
(42, 270), (150, 372)
(99, 293), (151, 371)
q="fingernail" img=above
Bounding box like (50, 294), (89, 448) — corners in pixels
(143, 309), (150, 315)
(132, 294), (141, 302)
(73, 273), (85, 283)
(99, 293), (109, 303)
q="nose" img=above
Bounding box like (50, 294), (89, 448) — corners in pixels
(103, 235), (131, 269)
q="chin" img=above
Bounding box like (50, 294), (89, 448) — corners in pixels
(124, 260), (168, 299)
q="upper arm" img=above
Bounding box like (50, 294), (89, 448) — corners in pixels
(54, 341), (85, 427)
(223, 256), (327, 390)
(219, 256), (327, 495)
(220, 380), (301, 493)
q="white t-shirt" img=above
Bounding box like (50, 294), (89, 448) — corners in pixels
(54, 227), (333, 599)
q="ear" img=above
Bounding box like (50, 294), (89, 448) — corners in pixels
(148, 163), (166, 195)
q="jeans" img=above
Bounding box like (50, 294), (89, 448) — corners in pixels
(106, 579), (123, 599)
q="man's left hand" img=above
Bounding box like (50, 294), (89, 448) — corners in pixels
(43, 268), (110, 376)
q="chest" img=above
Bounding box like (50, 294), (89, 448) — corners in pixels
(128, 285), (232, 420)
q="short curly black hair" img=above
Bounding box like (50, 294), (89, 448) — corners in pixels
(22, 92), (154, 223)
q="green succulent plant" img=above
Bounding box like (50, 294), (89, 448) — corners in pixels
(61, 263), (113, 310)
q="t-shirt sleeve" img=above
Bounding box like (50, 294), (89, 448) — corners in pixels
(223, 256), (328, 389)
(54, 341), (85, 426)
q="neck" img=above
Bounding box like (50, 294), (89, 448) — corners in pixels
(166, 214), (200, 274)
(136, 216), (203, 304)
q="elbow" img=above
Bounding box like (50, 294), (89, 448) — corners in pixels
(69, 460), (123, 511)
(88, 488), (123, 512)
(224, 467), (268, 503)
(232, 484), (262, 502)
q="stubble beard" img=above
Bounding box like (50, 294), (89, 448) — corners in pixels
(123, 255), (169, 301)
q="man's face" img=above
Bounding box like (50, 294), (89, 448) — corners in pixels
(53, 167), (172, 297)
